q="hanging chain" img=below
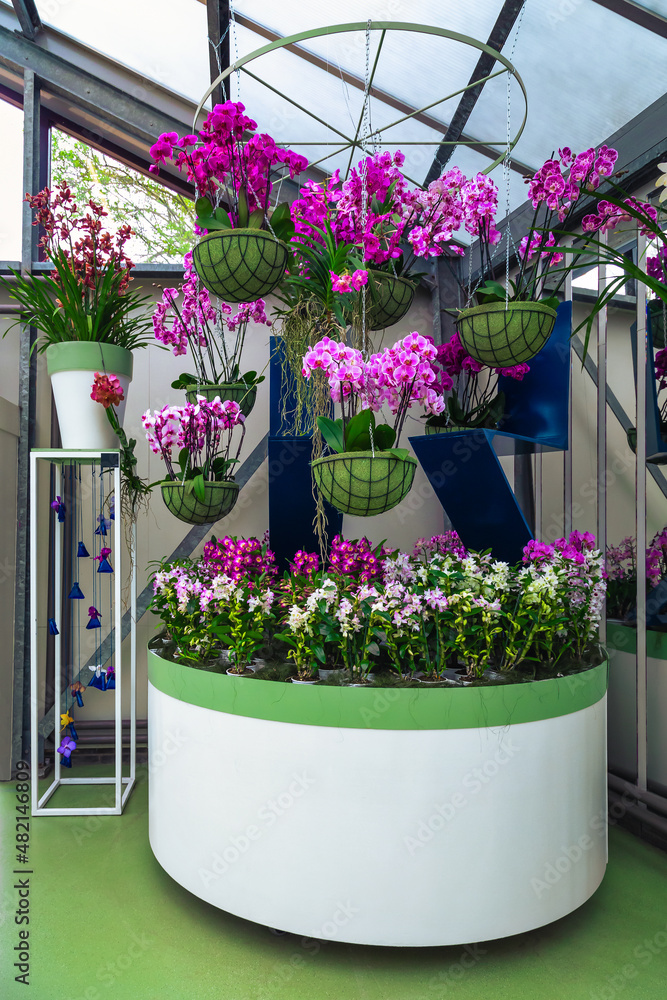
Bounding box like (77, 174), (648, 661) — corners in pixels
(504, 2), (526, 308)
(230, 1), (241, 98)
(360, 20), (375, 456)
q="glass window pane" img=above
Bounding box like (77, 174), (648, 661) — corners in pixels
(0, 97), (23, 261)
(50, 129), (193, 264)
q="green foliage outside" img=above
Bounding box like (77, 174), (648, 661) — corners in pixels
(50, 129), (193, 264)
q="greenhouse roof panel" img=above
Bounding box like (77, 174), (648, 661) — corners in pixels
(33, 0), (210, 102)
(20, 0), (667, 195)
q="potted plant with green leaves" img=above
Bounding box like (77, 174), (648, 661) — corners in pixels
(422, 332), (529, 434)
(149, 102), (307, 303)
(301, 331), (445, 516)
(0, 183), (153, 449)
(153, 252), (272, 418)
(445, 145), (619, 367)
(142, 396), (246, 525)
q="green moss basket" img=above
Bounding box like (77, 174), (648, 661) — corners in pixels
(160, 480), (239, 525)
(367, 273), (415, 330)
(184, 382), (257, 417)
(191, 229), (288, 303)
(456, 301), (557, 367)
(424, 423), (468, 435)
(311, 450), (417, 516)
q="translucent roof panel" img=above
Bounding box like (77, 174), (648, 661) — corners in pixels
(27, 0), (667, 208)
(232, 5), (505, 120)
(233, 0), (502, 41)
(466, 0), (667, 174)
(223, 21), (521, 190)
(34, 0), (209, 102)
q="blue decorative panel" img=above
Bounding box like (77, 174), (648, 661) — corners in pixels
(409, 430), (533, 564)
(498, 300), (572, 449)
(268, 436), (343, 569)
(631, 308), (667, 462)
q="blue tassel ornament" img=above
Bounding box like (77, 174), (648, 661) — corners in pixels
(48, 618), (59, 635)
(77, 541), (90, 557)
(88, 666), (106, 690)
(68, 582), (85, 600)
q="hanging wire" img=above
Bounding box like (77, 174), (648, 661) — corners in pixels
(359, 20), (376, 457)
(503, 2), (527, 307)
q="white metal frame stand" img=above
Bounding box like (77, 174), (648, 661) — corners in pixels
(30, 449), (136, 816)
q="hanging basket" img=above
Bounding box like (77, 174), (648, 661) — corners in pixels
(191, 228), (288, 303)
(424, 423), (468, 435)
(366, 273), (415, 330)
(311, 450), (417, 517)
(185, 382), (257, 417)
(456, 301), (557, 367)
(160, 480), (239, 525)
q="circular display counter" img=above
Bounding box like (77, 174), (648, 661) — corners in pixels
(148, 649), (608, 947)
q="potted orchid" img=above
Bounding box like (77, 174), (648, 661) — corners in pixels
(438, 145), (619, 367)
(148, 529), (606, 684)
(606, 529), (667, 623)
(301, 331), (445, 516)
(282, 152), (474, 339)
(149, 102), (307, 303)
(423, 332), (529, 433)
(153, 251), (272, 417)
(1, 183), (152, 449)
(142, 396), (246, 525)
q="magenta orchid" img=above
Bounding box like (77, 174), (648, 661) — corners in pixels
(153, 251), (271, 390)
(149, 101), (307, 225)
(142, 395), (245, 484)
(302, 331), (445, 451)
(424, 332), (529, 431)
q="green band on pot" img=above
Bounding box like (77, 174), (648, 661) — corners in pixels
(147, 648), (608, 731)
(607, 621), (667, 661)
(46, 342), (134, 378)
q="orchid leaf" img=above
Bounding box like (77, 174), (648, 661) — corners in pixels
(373, 423), (396, 450)
(345, 409), (374, 452)
(316, 415), (345, 453)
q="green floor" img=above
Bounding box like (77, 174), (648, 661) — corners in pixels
(2, 767), (667, 1000)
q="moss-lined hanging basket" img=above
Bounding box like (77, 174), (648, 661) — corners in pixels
(185, 382), (257, 417)
(367, 273), (415, 331)
(456, 301), (557, 367)
(191, 229), (289, 303)
(311, 450), (417, 517)
(424, 423), (469, 435)
(160, 480), (239, 525)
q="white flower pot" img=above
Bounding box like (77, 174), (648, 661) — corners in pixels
(46, 342), (133, 450)
(148, 649), (608, 946)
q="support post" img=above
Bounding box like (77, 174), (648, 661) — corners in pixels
(12, 68), (40, 773)
(636, 229), (648, 792)
(597, 234), (608, 645)
(206, 0), (230, 107)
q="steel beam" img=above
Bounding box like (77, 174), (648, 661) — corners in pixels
(11, 67), (40, 772)
(10, 0), (41, 40)
(206, 0), (230, 107)
(591, 0), (667, 39)
(423, 0), (526, 185)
